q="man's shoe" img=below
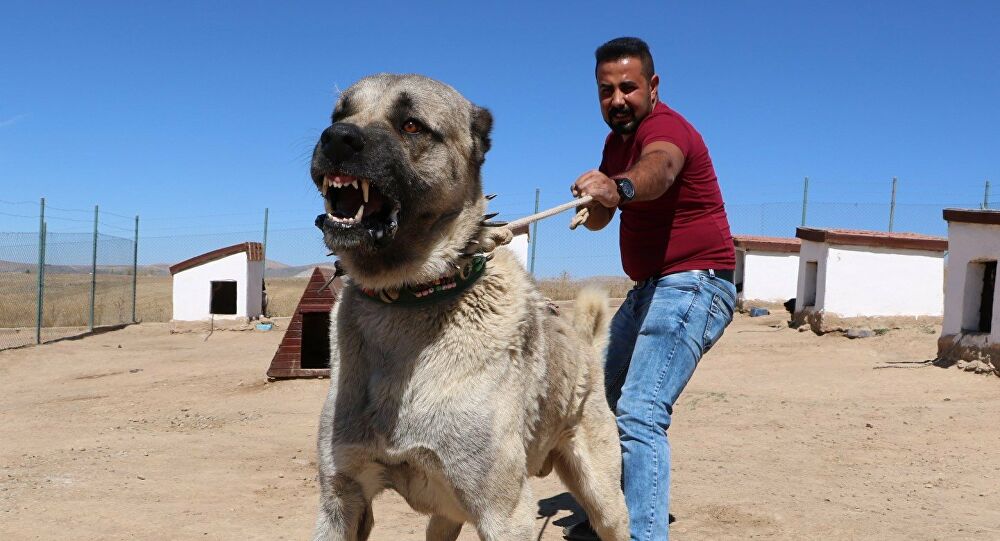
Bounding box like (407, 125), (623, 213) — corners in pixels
(562, 520), (600, 541)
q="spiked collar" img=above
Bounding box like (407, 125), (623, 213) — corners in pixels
(357, 254), (487, 306)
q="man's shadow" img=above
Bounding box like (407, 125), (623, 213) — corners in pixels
(537, 493), (674, 538)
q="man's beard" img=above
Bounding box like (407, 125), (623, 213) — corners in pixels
(606, 105), (640, 135)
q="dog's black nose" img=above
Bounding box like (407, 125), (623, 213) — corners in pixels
(320, 123), (365, 163)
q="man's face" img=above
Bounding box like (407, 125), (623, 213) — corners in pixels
(597, 56), (659, 136)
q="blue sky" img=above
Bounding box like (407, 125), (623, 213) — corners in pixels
(1, 1), (998, 271)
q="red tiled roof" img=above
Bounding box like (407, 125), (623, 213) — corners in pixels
(169, 242), (264, 275)
(795, 228), (946, 252)
(733, 235), (801, 253)
(943, 208), (1000, 226)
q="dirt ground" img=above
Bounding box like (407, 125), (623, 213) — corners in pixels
(2, 310), (999, 540)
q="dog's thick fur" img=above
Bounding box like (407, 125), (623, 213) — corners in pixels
(311, 74), (628, 540)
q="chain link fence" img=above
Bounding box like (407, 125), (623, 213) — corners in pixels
(2, 181), (997, 350)
(0, 201), (138, 350)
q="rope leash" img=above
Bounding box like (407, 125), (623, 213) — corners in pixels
(505, 194), (594, 233)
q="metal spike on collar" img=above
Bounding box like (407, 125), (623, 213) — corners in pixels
(482, 211), (500, 220)
(481, 220), (508, 227)
(484, 193), (497, 200)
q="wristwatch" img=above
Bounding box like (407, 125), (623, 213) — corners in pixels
(615, 177), (636, 204)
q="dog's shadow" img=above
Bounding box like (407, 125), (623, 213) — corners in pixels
(537, 492), (586, 528)
(536, 492), (676, 538)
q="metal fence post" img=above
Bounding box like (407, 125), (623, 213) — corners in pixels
(36, 198), (46, 344)
(984, 180), (991, 209)
(132, 215), (139, 324)
(529, 188), (539, 276)
(89, 205), (98, 332)
(888, 177), (897, 232)
(801, 176), (809, 226)
(262, 207), (269, 282)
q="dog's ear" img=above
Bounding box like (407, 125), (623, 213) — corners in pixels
(470, 106), (493, 165)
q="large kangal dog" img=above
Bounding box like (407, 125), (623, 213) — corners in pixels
(310, 73), (628, 541)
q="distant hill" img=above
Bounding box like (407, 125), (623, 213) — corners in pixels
(0, 259), (335, 278)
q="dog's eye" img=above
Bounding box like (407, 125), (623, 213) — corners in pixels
(401, 119), (424, 134)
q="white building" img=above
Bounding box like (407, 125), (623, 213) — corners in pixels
(793, 227), (946, 318)
(938, 209), (999, 371)
(169, 242), (265, 322)
(733, 235), (800, 305)
(508, 223), (530, 269)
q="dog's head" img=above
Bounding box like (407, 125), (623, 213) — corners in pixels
(311, 74), (493, 289)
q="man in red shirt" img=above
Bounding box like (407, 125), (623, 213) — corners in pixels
(566, 37), (737, 541)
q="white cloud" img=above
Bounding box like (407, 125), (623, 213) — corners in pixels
(0, 114), (27, 128)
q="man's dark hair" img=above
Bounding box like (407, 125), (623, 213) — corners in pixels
(595, 37), (655, 80)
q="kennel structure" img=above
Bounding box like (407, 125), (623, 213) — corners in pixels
(793, 228), (947, 319)
(733, 235), (800, 305)
(508, 223), (530, 269)
(169, 242), (265, 321)
(267, 267), (342, 379)
(937, 209), (1000, 371)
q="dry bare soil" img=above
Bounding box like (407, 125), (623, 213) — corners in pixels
(2, 310), (998, 540)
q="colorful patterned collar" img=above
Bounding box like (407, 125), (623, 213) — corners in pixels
(357, 255), (487, 306)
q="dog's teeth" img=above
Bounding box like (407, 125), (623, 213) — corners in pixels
(361, 179), (369, 203)
(354, 204), (364, 221)
(324, 199), (333, 213)
(351, 180), (358, 189)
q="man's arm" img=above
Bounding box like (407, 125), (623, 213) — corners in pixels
(622, 140), (685, 202)
(571, 140), (686, 230)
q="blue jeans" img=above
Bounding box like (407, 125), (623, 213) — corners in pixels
(605, 270), (736, 541)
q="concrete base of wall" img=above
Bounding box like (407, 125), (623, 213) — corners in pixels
(170, 317), (262, 334)
(792, 308), (942, 337)
(937, 333), (1000, 376)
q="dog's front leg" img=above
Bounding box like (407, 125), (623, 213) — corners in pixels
(313, 473), (373, 541)
(467, 476), (535, 541)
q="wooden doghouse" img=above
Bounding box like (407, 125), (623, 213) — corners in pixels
(267, 267), (341, 379)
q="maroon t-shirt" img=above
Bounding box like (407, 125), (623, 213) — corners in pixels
(600, 101), (735, 281)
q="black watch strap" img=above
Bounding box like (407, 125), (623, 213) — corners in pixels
(615, 177), (636, 203)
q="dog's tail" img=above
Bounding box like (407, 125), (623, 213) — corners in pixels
(572, 287), (611, 351)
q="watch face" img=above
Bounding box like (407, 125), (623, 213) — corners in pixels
(618, 178), (635, 200)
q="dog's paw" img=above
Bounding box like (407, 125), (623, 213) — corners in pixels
(479, 227), (513, 252)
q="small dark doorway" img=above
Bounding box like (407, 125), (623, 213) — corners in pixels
(803, 261), (818, 308)
(300, 311), (331, 369)
(978, 261), (996, 333)
(210, 280), (237, 315)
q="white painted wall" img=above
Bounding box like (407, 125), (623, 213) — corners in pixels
(739, 250), (800, 303)
(942, 222), (1000, 342)
(508, 234), (530, 269)
(822, 246), (944, 317)
(172, 252), (264, 321)
(795, 241), (828, 313)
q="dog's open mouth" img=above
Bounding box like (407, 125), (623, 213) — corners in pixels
(317, 174), (399, 241)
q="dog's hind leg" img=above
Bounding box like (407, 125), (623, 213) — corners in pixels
(313, 474), (374, 541)
(553, 411), (630, 541)
(426, 515), (462, 541)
